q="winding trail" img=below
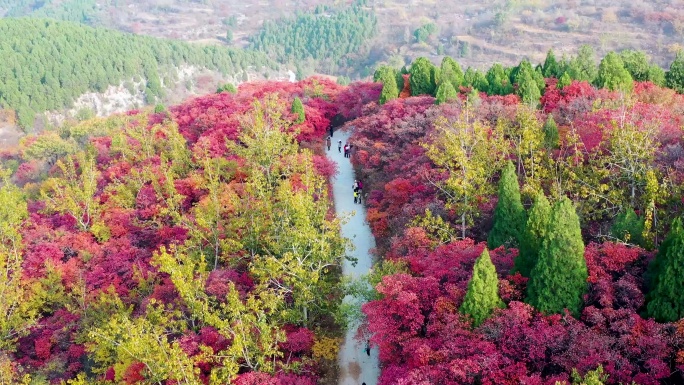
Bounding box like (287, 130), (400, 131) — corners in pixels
(328, 130), (380, 385)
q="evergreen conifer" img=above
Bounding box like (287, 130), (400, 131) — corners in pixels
(515, 193), (552, 277)
(543, 115), (560, 150)
(667, 51), (684, 93)
(557, 72), (572, 89)
(460, 249), (504, 326)
(409, 57), (437, 96)
(517, 70), (541, 107)
(379, 70), (399, 104)
(440, 56), (464, 89)
(526, 197), (587, 316)
(610, 207), (644, 246)
(488, 161), (526, 249)
(434, 80), (457, 105)
(646, 218), (684, 322)
(291, 97), (305, 124)
(542, 49), (559, 78)
(596, 51), (633, 93)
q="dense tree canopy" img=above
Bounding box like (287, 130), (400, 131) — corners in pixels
(249, 1), (376, 74)
(0, 18), (275, 128)
(0, 79), (348, 384)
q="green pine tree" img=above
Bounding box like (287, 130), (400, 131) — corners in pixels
(568, 45), (598, 83)
(515, 193), (552, 277)
(542, 49), (559, 78)
(610, 207), (644, 246)
(517, 69), (541, 107)
(291, 97), (305, 124)
(216, 83), (237, 94)
(557, 72), (572, 89)
(486, 63), (513, 95)
(439, 56), (464, 89)
(409, 57), (437, 96)
(379, 69), (399, 104)
(463, 67), (489, 92)
(488, 161), (526, 249)
(648, 64), (666, 87)
(619, 50), (650, 82)
(543, 115), (560, 150)
(526, 197), (587, 316)
(434, 80), (457, 105)
(666, 51), (684, 93)
(646, 218), (684, 322)
(596, 51), (633, 93)
(459, 249), (504, 326)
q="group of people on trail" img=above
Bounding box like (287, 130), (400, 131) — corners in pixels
(326, 134), (364, 204)
(353, 179), (363, 204)
(327, 136), (354, 158)
(344, 143), (353, 158)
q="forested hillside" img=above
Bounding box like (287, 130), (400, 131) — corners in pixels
(4, 0), (684, 80)
(0, 0), (100, 23)
(5, 46), (684, 384)
(249, 1), (377, 75)
(0, 18), (277, 128)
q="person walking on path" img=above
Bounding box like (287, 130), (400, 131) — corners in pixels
(338, 139), (342, 153)
(344, 144), (349, 158)
(354, 189), (359, 204)
(365, 341), (371, 356)
(326, 136), (331, 151)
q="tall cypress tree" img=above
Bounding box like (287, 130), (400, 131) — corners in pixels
(517, 70), (541, 107)
(646, 218), (684, 322)
(291, 97), (305, 124)
(596, 51), (633, 93)
(440, 56), (464, 89)
(488, 161), (526, 249)
(460, 249), (504, 326)
(379, 69), (399, 104)
(434, 80), (457, 105)
(514, 193), (552, 277)
(409, 57), (437, 96)
(542, 49), (559, 78)
(526, 197), (587, 316)
(543, 115), (560, 150)
(557, 72), (572, 89)
(667, 51), (684, 93)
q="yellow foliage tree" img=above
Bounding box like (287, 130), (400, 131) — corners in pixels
(423, 104), (507, 238)
(40, 149), (101, 231)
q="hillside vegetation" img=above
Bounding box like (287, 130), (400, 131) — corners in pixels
(249, 1), (377, 75)
(4, 0), (684, 78)
(0, 0), (100, 23)
(5, 36), (684, 383)
(0, 18), (277, 128)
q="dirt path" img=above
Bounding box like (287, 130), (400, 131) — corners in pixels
(328, 130), (380, 385)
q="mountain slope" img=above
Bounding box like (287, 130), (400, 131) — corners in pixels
(0, 18), (278, 128)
